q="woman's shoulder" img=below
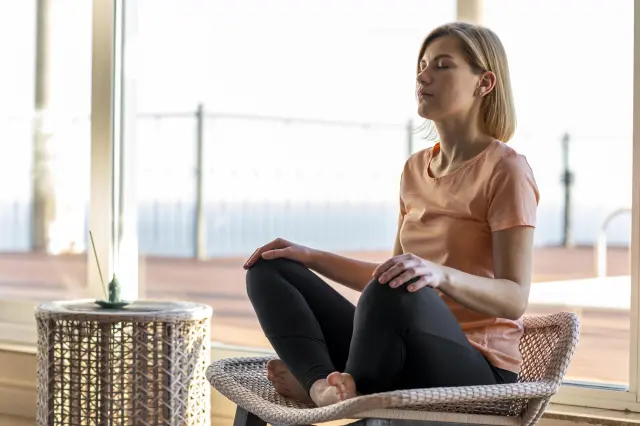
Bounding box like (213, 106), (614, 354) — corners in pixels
(485, 141), (539, 204)
(487, 140), (535, 178)
(402, 146), (433, 174)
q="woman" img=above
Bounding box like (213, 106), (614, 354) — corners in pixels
(243, 21), (539, 408)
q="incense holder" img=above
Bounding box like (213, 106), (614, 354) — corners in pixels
(94, 274), (132, 309)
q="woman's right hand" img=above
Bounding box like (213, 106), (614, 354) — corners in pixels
(243, 238), (314, 270)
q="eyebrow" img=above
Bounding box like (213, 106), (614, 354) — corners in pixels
(420, 53), (455, 64)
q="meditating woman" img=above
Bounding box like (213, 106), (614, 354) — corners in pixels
(243, 21), (539, 408)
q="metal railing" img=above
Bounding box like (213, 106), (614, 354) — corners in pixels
(1, 111), (633, 261)
(0, 110), (416, 258)
(596, 207), (632, 277)
(137, 104), (414, 259)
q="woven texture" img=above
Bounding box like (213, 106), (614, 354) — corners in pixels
(35, 300), (213, 426)
(207, 312), (580, 426)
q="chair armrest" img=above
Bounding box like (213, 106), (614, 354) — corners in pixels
(378, 380), (557, 408)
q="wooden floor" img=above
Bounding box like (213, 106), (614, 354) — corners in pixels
(0, 246), (632, 386)
(0, 414), (32, 426)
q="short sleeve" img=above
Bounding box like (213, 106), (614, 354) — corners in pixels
(487, 153), (539, 232)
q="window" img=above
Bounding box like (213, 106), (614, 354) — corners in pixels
(484, 0), (634, 390)
(2, 0), (640, 413)
(0, 0), (93, 321)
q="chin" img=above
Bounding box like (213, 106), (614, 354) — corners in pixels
(417, 105), (438, 120)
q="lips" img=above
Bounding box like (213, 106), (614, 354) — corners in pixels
(418, 87), (433, 98)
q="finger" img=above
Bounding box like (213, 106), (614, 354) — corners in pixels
(406, 277), (428, 292)
(379, 258), (420, 284)
(407, 276), (435, 292)
(249, 244), (274, 262)
(243, 248), (261, 268)
(374, 253), (416, 279)
(371, 263), (386, 279)
(244, 240), (284, 267)
(245, 248), (269, 268)
(388, 268), (429, 289)
(373, 255), (404, 279)
(261, 247), (290, 260)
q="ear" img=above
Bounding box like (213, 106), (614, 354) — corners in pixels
(475, 71), (497, 97)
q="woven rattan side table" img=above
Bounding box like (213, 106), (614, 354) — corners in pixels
(35, 300), (213, 426)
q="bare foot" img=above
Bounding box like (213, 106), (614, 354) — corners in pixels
(310, 372), (358, 407)
(266, 359), (313, 404)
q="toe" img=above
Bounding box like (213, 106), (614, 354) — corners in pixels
(269, 374), (285, 384)
(266, 359), (278, 372)
(326, 372), (338, 383)
(268, 359), (286, 374)
(327, 372), (343, 387)
(274, 363), (288, 375)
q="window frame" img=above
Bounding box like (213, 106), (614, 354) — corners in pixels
(0, 0), (119, 342)
(0, 0), (639, 412)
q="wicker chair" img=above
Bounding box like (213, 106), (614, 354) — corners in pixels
(207, 312), (579, 426)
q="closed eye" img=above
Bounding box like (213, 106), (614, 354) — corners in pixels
(436, 59), (452, 69)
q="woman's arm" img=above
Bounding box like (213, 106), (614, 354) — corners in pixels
(437, 226), (533, 320)
(311, 208), (406, 292)
(374, 226), (534, 320)
(307, 249), (379, 292)
(436, 153), (537, 319)
(244, 238), (378, 292)
(247, 204), (405, 293)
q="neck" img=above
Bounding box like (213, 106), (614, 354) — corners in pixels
(433, 114), (492, 164)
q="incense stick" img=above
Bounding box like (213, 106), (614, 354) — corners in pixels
(89, 231), (107, 299)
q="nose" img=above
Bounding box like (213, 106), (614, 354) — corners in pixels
(416, 68), (433, 85)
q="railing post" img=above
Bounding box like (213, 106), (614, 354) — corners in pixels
(406, 119), (413, 158)
(560, 132), (574, 247)
(195, 103), (206, 260)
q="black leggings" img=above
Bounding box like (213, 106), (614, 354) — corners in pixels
(246, 258), (517, 395)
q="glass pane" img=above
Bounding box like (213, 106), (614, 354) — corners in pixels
(485, 0), (633, 387)
(122, 0), (456, 348)
(0, 1), (91, 303)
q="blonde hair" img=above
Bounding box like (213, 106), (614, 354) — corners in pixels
(417, 22), (516, 142)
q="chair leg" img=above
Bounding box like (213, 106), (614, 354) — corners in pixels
(347, 420), (396, 426)
(271, 424), (312, 426)
(233, 408), (459, 426)
(347, 420), (466, 426)
(233, 406), (267, 426)
(271, 422), (313, 426)
(233, 405), (313, 426)
(346, 420), (391, 426)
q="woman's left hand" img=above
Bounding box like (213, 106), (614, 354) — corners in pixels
(372, 253), (447, 292)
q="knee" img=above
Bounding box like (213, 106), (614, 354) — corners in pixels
(246, 257), (295, 279)
(359, 278), (405, 310)
(358, 278), (436, 315)
(245, 258), (297, 298)
(245, 258), (274, 300)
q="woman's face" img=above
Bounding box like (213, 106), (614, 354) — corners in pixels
(416, 35), (488, 122)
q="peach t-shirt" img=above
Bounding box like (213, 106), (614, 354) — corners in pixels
(395, 139), (539, 374)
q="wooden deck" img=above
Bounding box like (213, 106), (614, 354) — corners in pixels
(0, 245), (631, 386)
